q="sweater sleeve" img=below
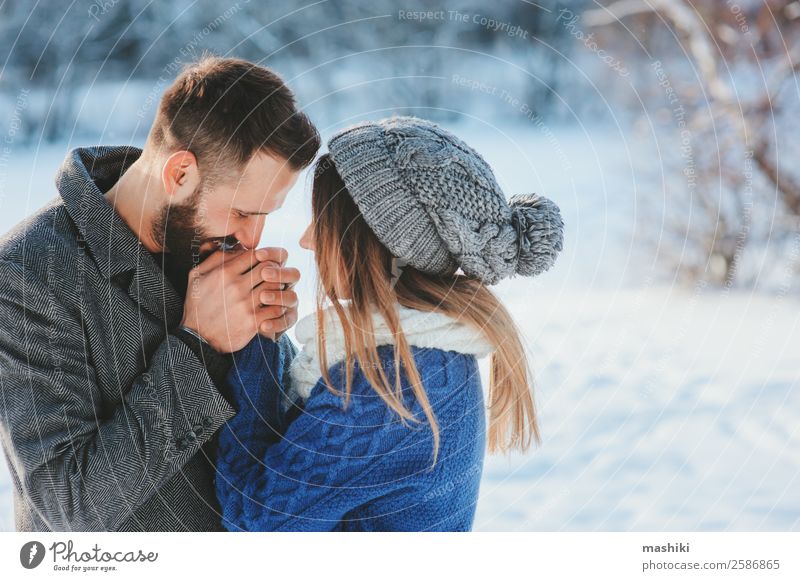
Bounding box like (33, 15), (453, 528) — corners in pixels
(213, 334), (290, 511)
(215, 341), (434, 531)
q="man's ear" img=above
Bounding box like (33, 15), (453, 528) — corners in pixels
(162, 150), (200, 202)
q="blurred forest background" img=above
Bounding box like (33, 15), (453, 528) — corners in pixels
(1, 0), (798, 288)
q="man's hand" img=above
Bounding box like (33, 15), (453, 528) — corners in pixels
(180, 247), (300, 353)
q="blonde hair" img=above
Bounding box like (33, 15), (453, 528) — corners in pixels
(311, 153), (541, 467)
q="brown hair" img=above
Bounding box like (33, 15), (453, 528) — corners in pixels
(147, 54), (320, 175)
(311, 154), (541, 469)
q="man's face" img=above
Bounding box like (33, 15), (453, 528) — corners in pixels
(152, 151), (298, 272)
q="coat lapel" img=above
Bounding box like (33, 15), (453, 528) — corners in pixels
(57, 145), (184, 327)
(125, 250), (185, 328)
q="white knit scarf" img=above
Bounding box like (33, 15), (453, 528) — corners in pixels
(286, 304), (495, 407)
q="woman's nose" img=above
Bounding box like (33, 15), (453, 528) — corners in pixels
(299, 224), (314, 251)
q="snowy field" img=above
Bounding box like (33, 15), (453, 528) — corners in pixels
(0, 122), (797, 531)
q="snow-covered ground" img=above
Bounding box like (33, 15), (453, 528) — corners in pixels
(476, 288), (799, 531)
(0, 121), (797, 531)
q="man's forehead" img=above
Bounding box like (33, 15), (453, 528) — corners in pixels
(241, 150), (295, 181)
(204, 156), (289, 204)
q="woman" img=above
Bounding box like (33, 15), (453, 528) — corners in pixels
(214, 116), (564, 531)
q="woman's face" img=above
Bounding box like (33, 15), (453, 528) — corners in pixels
(299, 221), (349, 298)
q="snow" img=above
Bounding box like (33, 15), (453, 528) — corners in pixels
(475, 288), (799, 531)
(0, 121), (797, 531)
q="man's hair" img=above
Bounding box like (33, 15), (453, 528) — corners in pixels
(147, 55), (320, 175)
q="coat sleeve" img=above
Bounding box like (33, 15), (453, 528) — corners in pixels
(0, 259), (237, 531)
(215, 336), (431, 531)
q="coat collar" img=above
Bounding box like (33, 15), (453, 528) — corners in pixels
(56, 145), (183, 325)
(56, 145), (146, 278)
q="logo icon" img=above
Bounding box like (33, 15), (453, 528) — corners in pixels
(20, 541), (45, 569)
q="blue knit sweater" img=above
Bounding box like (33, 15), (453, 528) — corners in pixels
(214, 333), (487, 531)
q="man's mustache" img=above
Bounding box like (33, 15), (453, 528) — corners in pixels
(196, 236), (242, 254)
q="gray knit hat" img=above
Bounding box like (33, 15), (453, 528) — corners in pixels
(327, 116), (564, 285)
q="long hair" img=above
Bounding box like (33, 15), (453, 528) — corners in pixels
(310, 153), (540, 468)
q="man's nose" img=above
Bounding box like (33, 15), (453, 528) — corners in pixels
(236, 218), (266, 250)
(235, 230), (261, 251)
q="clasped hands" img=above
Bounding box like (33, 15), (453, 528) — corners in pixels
(180, 247), (300, 353)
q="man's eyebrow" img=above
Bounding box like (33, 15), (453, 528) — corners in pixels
(233, 208), (271, 215)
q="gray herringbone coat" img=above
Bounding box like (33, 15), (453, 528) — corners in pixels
(0, 146), (240, 531)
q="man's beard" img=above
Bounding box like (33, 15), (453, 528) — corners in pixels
(150, 182), (235, 295)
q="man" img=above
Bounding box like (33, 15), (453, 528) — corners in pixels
(0, 56), (320, 531)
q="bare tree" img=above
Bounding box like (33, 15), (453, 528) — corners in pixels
(586, 0), (800, 288)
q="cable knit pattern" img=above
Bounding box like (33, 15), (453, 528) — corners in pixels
(327, 116), (565, 285)
(214, 308), (491, 531)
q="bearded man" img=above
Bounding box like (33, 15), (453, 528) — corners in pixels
(0, 56), (320, 531)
